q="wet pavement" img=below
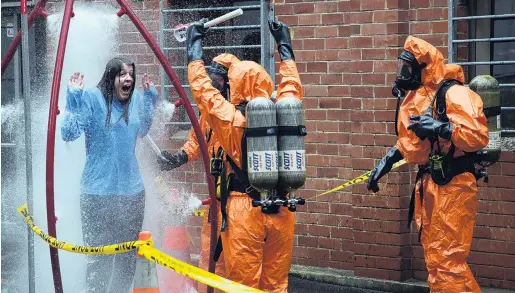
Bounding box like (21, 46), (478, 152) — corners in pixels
(288, 276), (390, 293)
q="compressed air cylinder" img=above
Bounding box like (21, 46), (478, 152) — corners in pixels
(246, 97), (278, 191)
(276, 97), (306, 191)
(469, 75), (501, 164)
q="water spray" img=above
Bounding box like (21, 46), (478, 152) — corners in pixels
(20, 0), (36, 291)
(172, 9), (243, 43)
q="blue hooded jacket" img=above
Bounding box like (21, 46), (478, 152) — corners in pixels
(61, 85), (158, 196)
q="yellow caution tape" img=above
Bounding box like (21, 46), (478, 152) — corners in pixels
(139, 245), (265, 293)
(192, 208), (206, 217)
(18, 204), (265, 293)
(310, 159), (407, 200)
(17, 204), (152, 254)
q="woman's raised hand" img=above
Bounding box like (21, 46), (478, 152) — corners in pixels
(69, 72), (84, 89)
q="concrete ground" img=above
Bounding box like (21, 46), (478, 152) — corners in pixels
(192, 255), (513, 293)
(289, 276), (391, 293)
(288, 265), (515, 293)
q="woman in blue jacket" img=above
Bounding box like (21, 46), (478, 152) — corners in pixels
(61, 57), (158, 293)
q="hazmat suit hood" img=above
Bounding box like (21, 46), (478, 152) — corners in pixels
(227, 60), (274, 105)
(443, 64), (466, 83)
(403, 36), (446, 90)
(212, 53), (240, 69)
(208, 53), (240, 100)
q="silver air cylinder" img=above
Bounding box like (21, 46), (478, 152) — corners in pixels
(246, 97), (278, 192)
(276, 96), (306, 191)
(469, 75), (501, 165)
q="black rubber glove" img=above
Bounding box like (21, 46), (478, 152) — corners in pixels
(158, 150), (188, 171)
(268, 19), (295, 61)
(186, 19), (209, 63)
(367, 147), (403, 193)
(407, 114), (453, 140)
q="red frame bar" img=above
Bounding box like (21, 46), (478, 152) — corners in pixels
(1, 0), (64, 290)
(46, 0), (76, 291)
(1, 0), (48, 76)
(116, 0), (218, 292)
(115, 0), (219, 290)
(21, 0), (27, 14)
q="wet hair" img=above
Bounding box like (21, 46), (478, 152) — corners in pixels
(97, 57), (136, 127)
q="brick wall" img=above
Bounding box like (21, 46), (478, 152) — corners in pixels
(275, 0), (415, 281)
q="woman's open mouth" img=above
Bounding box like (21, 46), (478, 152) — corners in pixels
(121, 84), (131, 95)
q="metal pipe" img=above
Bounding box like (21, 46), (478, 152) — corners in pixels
(209, 24), (260, 30)
(13, 13), (21, 145)
(159, 0), (167, 115)
(501, 129), (515, 138)
(164, 44), (261, 51)
(163, 5), (260, 13)
(455, 60), (515, 65)
(452, 13), (515, 21)
(452, 36), (515, 43)
(266, 0), (275, 82)
(1, 0), (35, 7)
(464, 83), (515, 87)
(164, 84), (190, 88)
(260, 1), (266, 75)
(46, 0), (76, 292)
(20, 0), (36, 291)
(1, 0), (48, 76)
(115, 0), (219, 289)
(262, 0), (274, 81)
(164, 121), (197, 126)
(448, 0), (455, 63)
(164, 65), (213, 69)
(1, 143), (17, 147)
(501, 107), (515, 110)
(163, 24), (260, 32)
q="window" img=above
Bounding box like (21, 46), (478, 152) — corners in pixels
(159, 0), (274, 135)
(0, 0), (37, 8)
(448, 0), (515, 148)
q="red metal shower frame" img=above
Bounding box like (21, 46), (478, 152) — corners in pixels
(1, 0), (218, 292)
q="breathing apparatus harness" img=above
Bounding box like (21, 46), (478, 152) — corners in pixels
(406, 79), (495, 240)
(212, 102), (306, 227)
(210, 102), (306, 262)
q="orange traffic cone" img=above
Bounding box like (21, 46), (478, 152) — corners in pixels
(133, 231), (160, 293)
(157, 188), (197, 293)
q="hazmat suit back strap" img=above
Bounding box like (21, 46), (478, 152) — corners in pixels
(407, 79), (490, 240)
(421, 79), (487, 184)
(435, 79), (497, 169)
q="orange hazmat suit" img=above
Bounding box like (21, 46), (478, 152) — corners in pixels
(371, 36), (488, 293)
